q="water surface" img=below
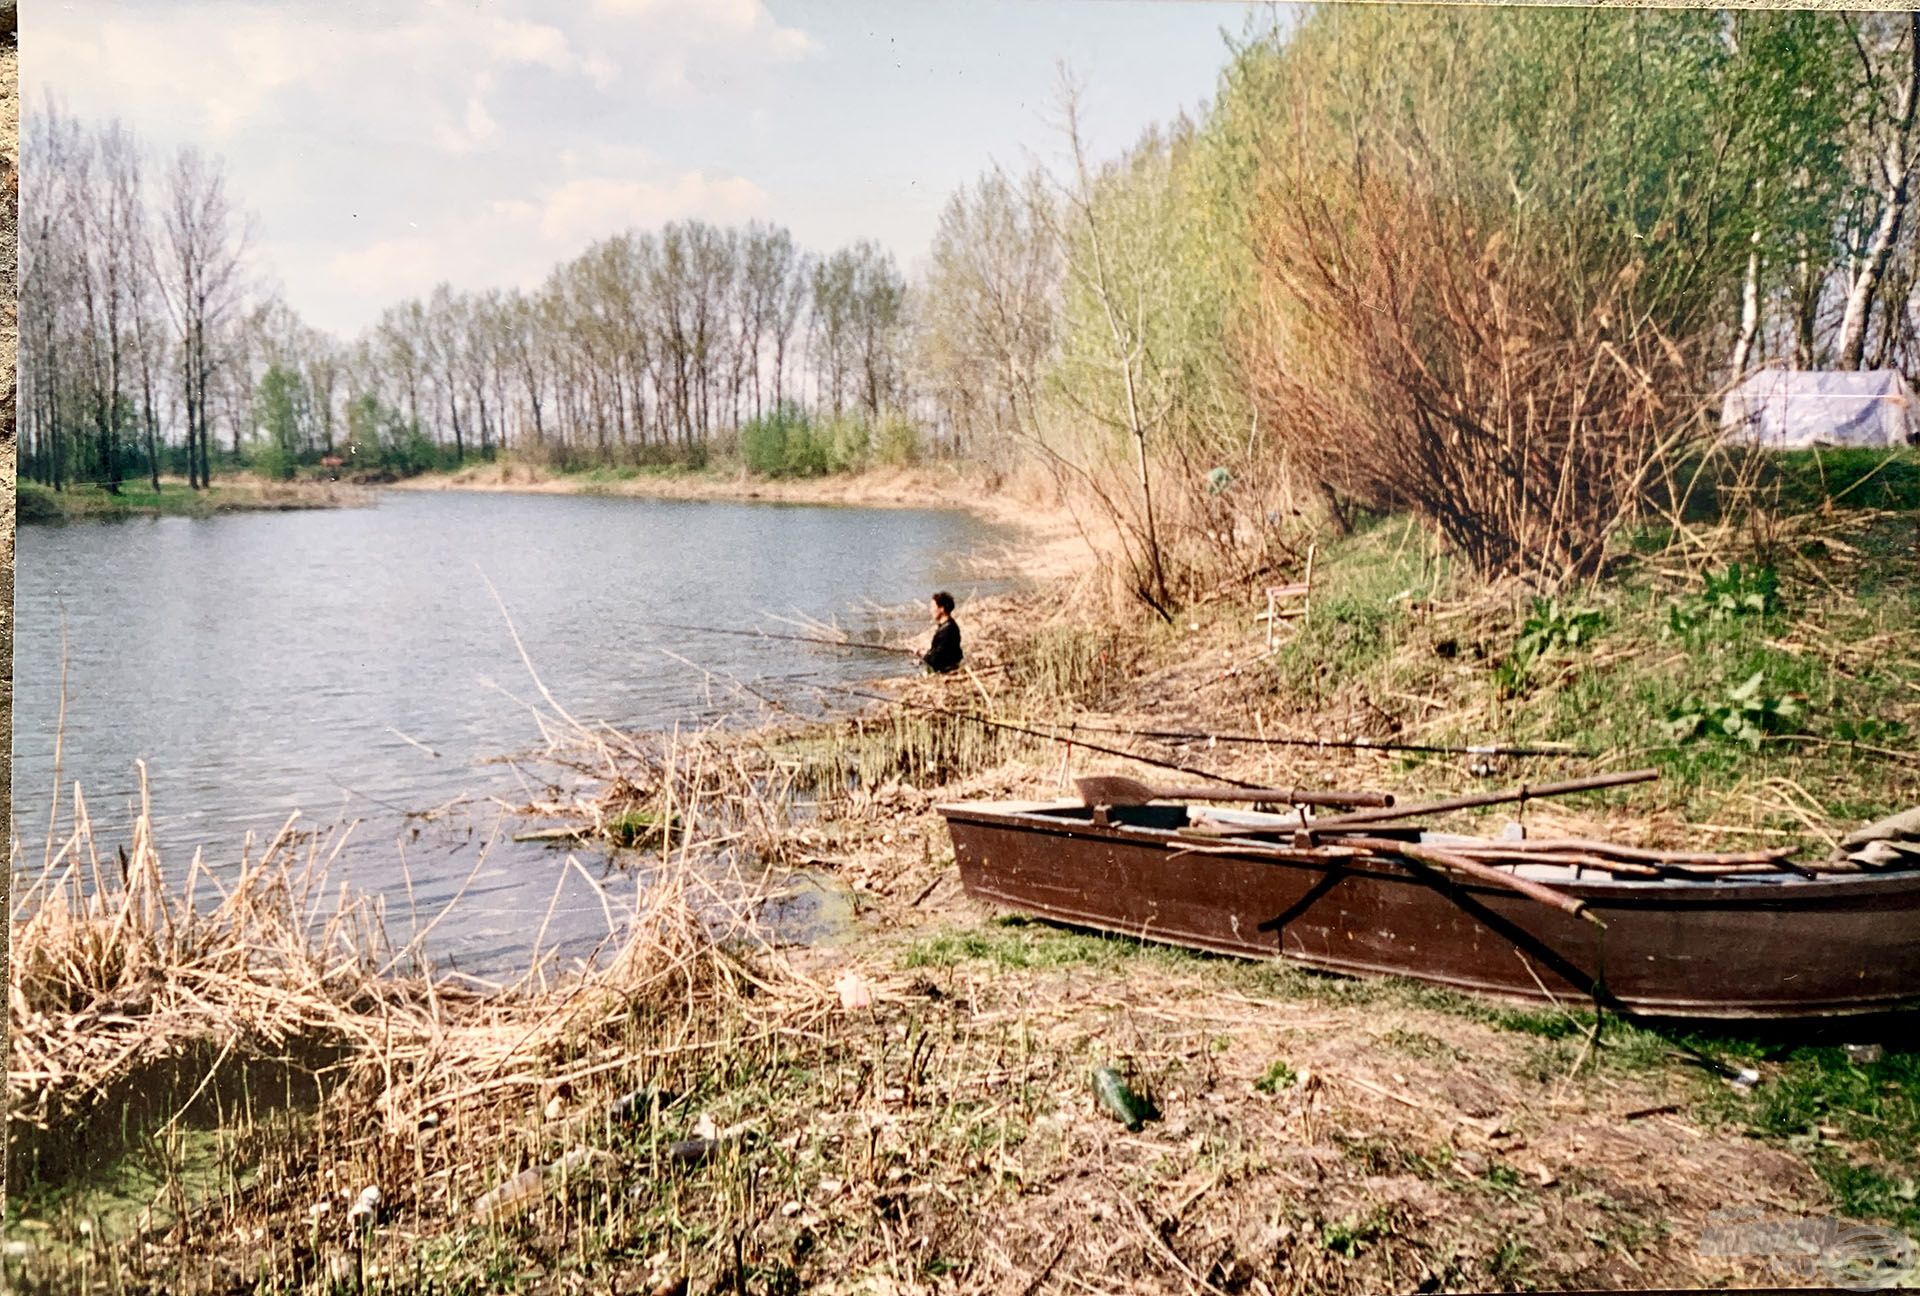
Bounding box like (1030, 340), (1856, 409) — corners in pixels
(12, 489), (1006, 971)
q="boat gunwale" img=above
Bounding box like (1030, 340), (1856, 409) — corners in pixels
(934, 799), (1919, 906)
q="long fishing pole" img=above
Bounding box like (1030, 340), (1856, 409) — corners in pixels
(651, 621), (926, 659)
(807, 680), (1271, 790)
(1035, 720), (1593, 760)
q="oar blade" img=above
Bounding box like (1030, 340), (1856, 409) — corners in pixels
(1073, 775), (1156, 806)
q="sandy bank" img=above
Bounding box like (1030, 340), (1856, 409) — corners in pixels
(390, 461), (1097, 583)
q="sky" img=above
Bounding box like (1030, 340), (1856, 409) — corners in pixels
(30, 0), (1286, 337)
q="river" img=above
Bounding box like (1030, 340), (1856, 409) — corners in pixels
(11, 489), (1009, 973)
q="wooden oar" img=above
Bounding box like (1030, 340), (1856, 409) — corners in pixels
(1448, 839), (1800, 868)
(1343, 835), (1601, 926)
(1168, 828), (1601, 926)
(1074, 775), (1392, 810)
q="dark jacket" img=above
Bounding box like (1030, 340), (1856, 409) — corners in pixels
(924, 617), (963, 673)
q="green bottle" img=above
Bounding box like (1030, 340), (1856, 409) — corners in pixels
(1092, 1066), (1159, 1131)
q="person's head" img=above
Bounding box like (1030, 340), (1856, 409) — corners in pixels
(931, 591), (955, 620)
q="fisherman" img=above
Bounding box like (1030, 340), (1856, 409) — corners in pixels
(923, 591), (963, 674)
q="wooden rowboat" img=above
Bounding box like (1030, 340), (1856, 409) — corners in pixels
(937, 799), (1920, 1020)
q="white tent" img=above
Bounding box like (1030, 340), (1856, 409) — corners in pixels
(1720, 369), (1920, 449)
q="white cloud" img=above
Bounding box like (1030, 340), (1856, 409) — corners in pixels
(321, 168), (769, 312)
(532, 173), (768, 242)
(482, 18), (579, 73)
(32, 3), (806, 155)
(327, 235), (445, 303)
(434, 79), (502, 155)
(31, 1), (820, 335)
(589, 0), (817, 90)
(596, 0), (813, 45)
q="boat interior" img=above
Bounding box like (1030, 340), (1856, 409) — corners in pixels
(951, 799), (1821, 887)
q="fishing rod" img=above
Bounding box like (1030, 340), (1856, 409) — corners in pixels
(1035, 720), (1593, 760)
(652, 620), (1013, 679)
(808, 680), (1271, 790)
(651, 621), (926, 660)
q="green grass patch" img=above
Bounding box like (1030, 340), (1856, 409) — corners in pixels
(1254, 1060), (1298, 1093)
(567, 462), (700, 486)
(1320, 1207), (1393, 1257)
(605, 808), (676, 848)
(15, 479), (352, 523)
(902, 918), (1209, 973)
(1249, 502), (1917, 829)
(1699, 1041), (1920, 1234)
(1760, 448), (1920, 515)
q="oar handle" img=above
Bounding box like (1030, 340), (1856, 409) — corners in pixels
(1310, 768), (1658, 829)
(1159, 786), (1394, 809)
(1346, 836), (1600, 926)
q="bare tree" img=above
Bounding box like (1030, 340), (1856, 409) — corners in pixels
(154, 145), (247, 489)
(19, 99), (81, 489)
(1837, 13), (1920, 370)
(65, 121), (148, 494)
(914, 167), (1060, 460)
(1041, 78), (1174, 616)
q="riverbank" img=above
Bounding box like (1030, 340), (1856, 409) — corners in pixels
(391, 459), (1004, 511)
(15, 477), (372, 523)
(7, 478), (1918, 1292)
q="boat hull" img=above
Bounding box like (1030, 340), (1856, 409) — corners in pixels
(940, 802), (1920, 1020)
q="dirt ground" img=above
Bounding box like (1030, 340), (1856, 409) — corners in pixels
(665, 713), (1887, 1294)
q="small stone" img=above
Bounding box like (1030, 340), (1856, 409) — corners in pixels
(474, 1168), (544, 1220)
(834, 971), (874, 1011)
(1843, 1043), (1885, 1065)
(347, 1185), (381, 1229)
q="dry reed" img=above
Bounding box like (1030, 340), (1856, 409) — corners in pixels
(6, 734), (826, 1248)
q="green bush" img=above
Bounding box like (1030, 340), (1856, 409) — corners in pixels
(15, 483), (64, 523)
(379, 422), (453, 477)
(1497, 596), (1605, 694)
(874, 410), (920, 466)
(1666, 670), (1806, 749)
(742, 404), (818, 478)
(822, 414), (870, 472)
(741, 406), (925, 477)
(250, 440), (298, 482)
(1669, 563), (1782, 636)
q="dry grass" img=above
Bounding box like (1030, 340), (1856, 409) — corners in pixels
(8, 479), (1916, 1292)
(4, 740), (830, 1290)
(7, 763), (1853, 1294)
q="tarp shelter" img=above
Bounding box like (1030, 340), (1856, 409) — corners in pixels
(1720, 369), (1920, 449)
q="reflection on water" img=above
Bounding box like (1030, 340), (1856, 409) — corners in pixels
(12, 489), (1007, 973)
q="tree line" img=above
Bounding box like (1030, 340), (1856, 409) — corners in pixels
(21, 9), (1920, 600)
(19, 104), (914, 490)
(20, 111), (247, 492)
